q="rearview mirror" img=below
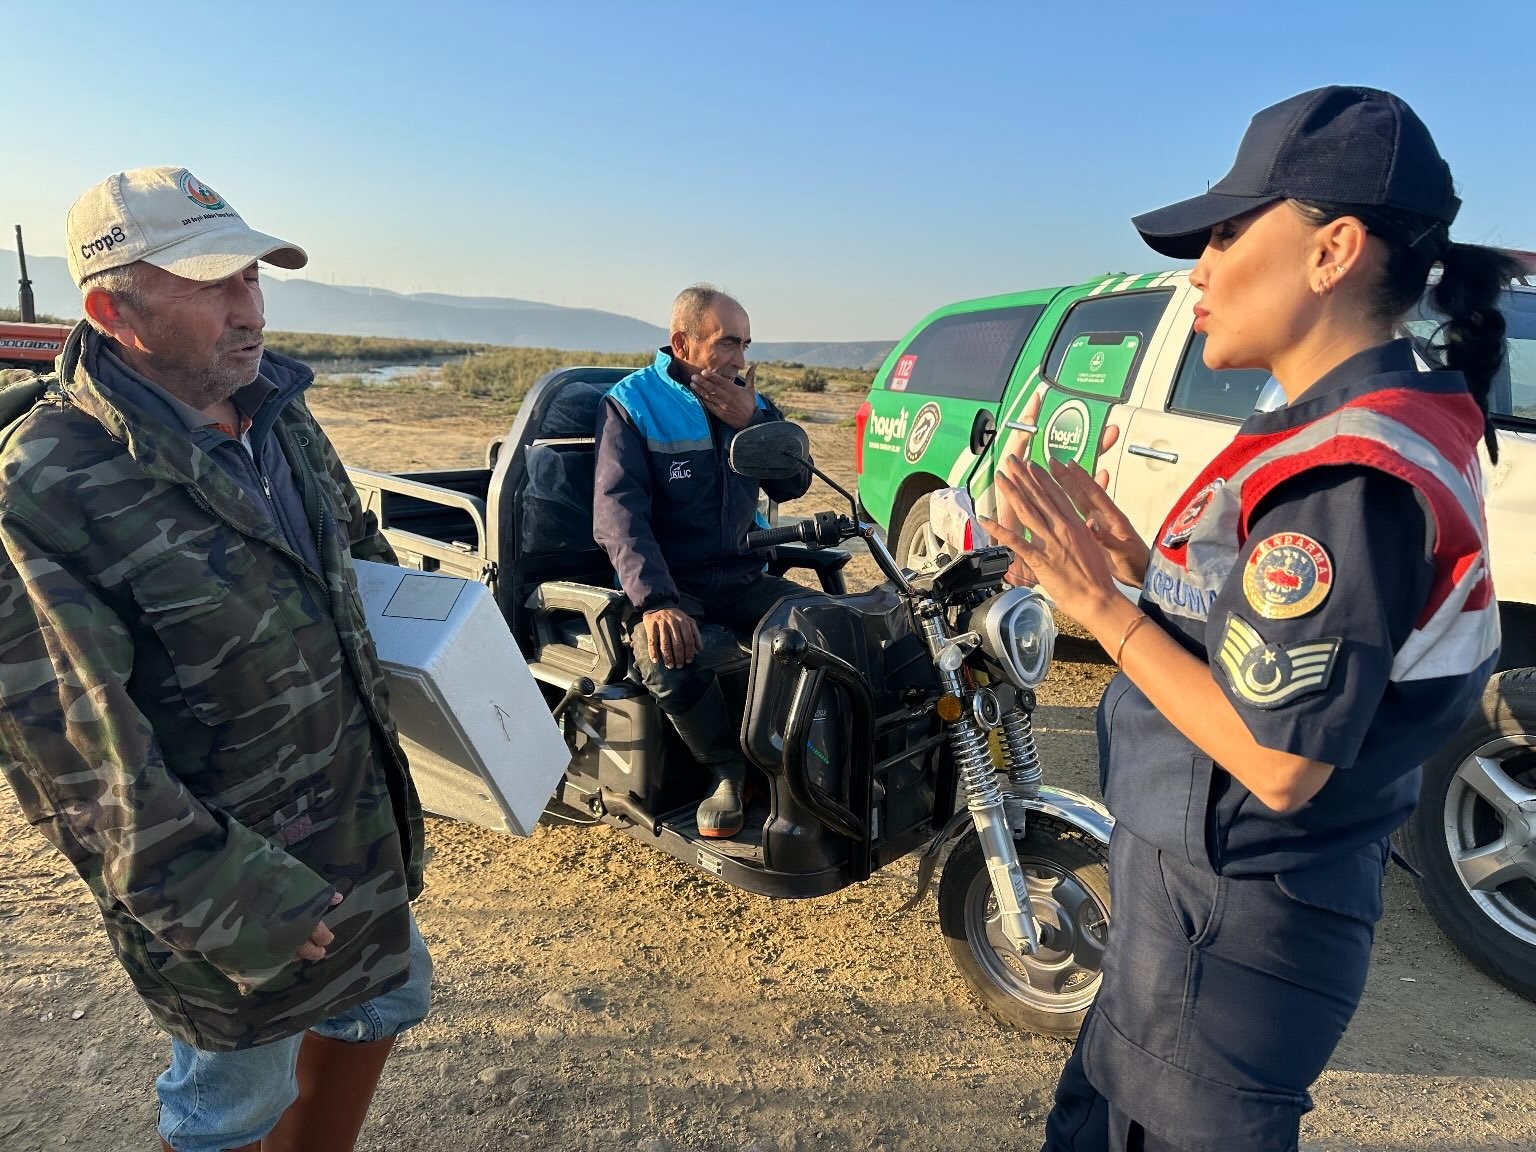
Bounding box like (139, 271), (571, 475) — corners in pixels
(730, 421), (812, 480)
(1254, 376), (1287, 412)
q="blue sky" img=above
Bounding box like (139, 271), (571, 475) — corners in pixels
(6, 0), (1533, 342)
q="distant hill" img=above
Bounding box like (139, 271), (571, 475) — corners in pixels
(0, 249), (894, 369)
(747, 342), (896, 371)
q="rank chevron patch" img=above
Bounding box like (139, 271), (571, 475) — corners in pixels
(1217, 613), (1341, 710)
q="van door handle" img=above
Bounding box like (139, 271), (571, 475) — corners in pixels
(1128, 444), (1180, 464)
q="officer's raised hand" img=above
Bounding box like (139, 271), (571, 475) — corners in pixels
(691, 364), (759, 429)
(1047, 457), (1149, 587)
(993, 387), (1134, 587)
(643, 607), (702, 669)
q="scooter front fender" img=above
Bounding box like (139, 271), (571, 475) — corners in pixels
(895, 785), (1113, 918)
(1011, 785), (1113, 846)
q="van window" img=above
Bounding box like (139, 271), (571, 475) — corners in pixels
(1169, 333), (1271, 421)
(886, 305), (1045, 403)
(1405, 288), (1536, 422)
(1041, 290), (1172, 398)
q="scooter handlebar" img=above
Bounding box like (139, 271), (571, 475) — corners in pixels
(747, 510), (848, 551)
(745, 521), (818, 549)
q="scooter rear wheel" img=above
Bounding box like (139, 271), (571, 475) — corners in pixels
(938, 816), (1110, 1037)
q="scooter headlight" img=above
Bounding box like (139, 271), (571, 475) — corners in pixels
(974, 586), (1057, 690)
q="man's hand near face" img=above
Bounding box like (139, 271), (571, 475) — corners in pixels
(643, 607), (703, 669)
(690, 364), (760, 430)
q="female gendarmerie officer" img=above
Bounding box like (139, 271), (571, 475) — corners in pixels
(983, 86), (1519, 1152)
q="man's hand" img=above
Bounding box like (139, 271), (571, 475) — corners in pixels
(295, 891), (345, 962)
(643, 607), (702, 669)
(691, 365), (759, 430)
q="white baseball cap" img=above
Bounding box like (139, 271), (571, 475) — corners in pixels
(66, 166), (307, 288)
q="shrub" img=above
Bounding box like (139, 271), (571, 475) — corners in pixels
(264, 331), (481, 363)
(0, 308), (70, 324)
(439, 347), (650, 404)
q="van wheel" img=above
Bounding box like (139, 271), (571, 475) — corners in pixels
(894, 493), (945, 573)
(938, 817), (1110, 1037)
(1397, 669), (1536, 1001)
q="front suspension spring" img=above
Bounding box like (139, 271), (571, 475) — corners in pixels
(1000, 708), (1042, 796)
(952, 715), (1004, 811)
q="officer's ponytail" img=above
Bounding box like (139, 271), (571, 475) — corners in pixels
(1431, 241), (1521, 463)
(1294, 200), (1519, 463)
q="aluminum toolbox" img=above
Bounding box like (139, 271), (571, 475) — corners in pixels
(353, 560), (570, 835)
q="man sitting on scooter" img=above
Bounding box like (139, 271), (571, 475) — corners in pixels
(593, 285), (813, 838)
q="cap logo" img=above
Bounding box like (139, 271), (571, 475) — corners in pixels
(179, 172), (226, 211)
(79, 225), (129, 264)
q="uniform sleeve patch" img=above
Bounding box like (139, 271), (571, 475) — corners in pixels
(1242, 531), (1333, 619)
(1161, 478), (1224, 548)
(1216, 613), (1341, 710)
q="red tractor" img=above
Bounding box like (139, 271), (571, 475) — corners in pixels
(2, 226), (70, 375)
(0, 321), (70, 373)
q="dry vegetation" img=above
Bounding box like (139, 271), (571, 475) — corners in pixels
(297, 338), (876, 425)
(0, 308), (70, 324)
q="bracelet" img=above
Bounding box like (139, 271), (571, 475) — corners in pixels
(1112, 613), (1151, 666)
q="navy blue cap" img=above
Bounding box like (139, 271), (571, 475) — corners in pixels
(1134, 86), (1461, 259)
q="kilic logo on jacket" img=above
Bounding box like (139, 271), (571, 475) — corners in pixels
(668, 460), (691, 481)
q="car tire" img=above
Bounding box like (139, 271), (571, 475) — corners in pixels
(1397, 668), (1536, 1002)
(893, 491), (944, 573)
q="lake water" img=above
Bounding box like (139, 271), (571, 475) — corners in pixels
(312, 361), (445, 387)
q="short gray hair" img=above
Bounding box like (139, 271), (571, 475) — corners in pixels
(671, 283), (744, 339)
(79, 262), (149, 333)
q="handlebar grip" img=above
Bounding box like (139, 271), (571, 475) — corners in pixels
(745, 521), (814, 549)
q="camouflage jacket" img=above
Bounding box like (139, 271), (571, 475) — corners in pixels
(0, 324), (425, 1051)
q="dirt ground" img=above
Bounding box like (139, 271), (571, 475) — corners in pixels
(1, 386), (1534, 1151)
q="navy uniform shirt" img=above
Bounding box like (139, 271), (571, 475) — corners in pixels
(1099, 341), (1495, 921)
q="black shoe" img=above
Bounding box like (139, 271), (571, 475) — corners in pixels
(697, 772), (744, 839)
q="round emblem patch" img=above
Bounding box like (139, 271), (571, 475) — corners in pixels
(1042, 398), (1091, 465)
(1162, 479), (1224, 548)
(904, 402), (942, 464)
(179, 171), (226, 211)
(1243, 532), (1333, 620)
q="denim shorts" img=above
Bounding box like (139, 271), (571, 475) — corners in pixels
(156, 913), (432, 1152)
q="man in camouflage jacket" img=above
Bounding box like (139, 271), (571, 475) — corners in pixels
(0, 168), (428, 1152)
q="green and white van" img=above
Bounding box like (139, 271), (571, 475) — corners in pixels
(853, 267), (1536, 1004)
(855, 271), (1273, 566)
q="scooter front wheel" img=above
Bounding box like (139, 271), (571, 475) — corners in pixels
(938, 817), (1110, 1037)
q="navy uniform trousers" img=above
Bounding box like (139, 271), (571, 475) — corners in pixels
(1041, 828), (1375, 1152)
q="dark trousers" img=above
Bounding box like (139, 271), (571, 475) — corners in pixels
(631, 575), (806, 769)
(1041, 829), (1375, 1152)
(1043, 1031), (1180, 1151)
